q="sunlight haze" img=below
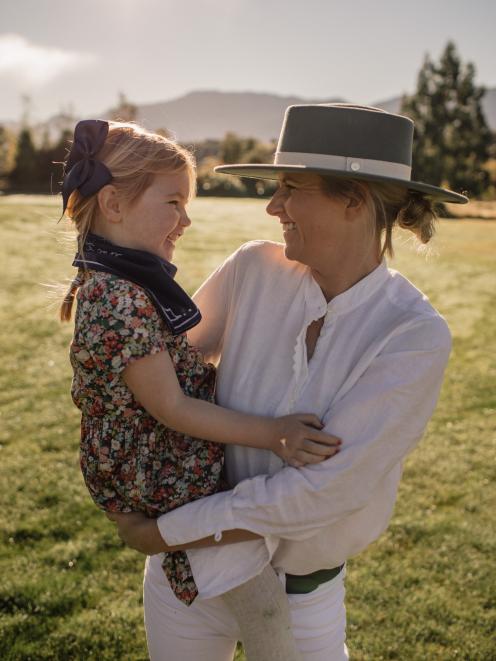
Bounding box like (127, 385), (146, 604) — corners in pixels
(1, 0), (494, 121)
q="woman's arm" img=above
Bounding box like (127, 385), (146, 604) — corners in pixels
(153, 318), (452, 546)
(123, 350), (341, 465)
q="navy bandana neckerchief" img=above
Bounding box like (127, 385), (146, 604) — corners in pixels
(73, 232), (201, 335)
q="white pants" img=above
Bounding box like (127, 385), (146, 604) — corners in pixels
(144, 555), (349, 661)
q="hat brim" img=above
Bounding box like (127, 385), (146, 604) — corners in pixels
(214, 164), (468, 205)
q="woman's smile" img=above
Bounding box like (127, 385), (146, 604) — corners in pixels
(281, 221), (297, 233)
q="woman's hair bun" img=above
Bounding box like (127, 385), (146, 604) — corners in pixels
(397, 193), (436, 244)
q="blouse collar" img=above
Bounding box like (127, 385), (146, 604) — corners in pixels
(305, 260), (390, 317)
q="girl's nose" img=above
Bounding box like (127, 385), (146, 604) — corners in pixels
(181, 209), (192, 227)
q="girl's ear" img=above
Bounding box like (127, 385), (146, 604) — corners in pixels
(97, 185), (122, 224)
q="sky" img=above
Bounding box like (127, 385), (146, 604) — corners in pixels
(1, 0), (495, 123)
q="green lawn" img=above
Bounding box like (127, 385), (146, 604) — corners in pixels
(0, 195), (495, 660)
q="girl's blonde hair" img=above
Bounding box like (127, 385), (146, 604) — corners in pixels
(321, 176), (436, 259)
(60, 121), (196, 321)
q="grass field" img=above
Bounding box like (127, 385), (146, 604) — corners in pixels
(0, 195), (495, 660)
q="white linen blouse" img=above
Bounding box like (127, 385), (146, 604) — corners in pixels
(153, 240), (452, 600)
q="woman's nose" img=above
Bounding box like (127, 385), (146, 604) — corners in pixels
(266, 188), (285, 216)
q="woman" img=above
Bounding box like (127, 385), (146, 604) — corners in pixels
(109, 104), (467, 660)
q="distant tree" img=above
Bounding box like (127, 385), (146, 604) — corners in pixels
(52, 129), (73, 162)
(220, 132), (244, 164)
(34, 128), (54, 189)
(20, 94), (32, 128)
(202, 133), (278, 197)
(47, 128), (73, 192)
(17, 127), (74, 193)
(401, 41), (491, 197)
(0, 126), (16, 183)
(194, 139), (222, 164)
(109, 92), (138, 122)
(10, 128), (38, 189)
(196, 156), (248, 197)
(241, 140), (277, 197)
(242, 141), (274, 165)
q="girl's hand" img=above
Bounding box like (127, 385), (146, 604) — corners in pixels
(271, 414), (341, 467)
(105, 511), (167, 555)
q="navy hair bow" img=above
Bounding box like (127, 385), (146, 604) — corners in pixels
(62, 119), (113, 213)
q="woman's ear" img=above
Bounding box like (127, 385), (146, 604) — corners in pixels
(344, 183), (368, 221)
(343, 194), (364, 223)
(97, 185), (122, 224)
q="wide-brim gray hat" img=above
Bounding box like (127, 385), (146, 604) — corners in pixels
(215, 104), (468, 204)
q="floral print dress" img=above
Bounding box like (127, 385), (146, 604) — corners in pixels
(70, 271), (223, 605)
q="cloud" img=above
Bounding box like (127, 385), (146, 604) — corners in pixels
(0, 33), (97, 87)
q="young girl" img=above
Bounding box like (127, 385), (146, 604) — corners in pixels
(61, 119), (341, 661)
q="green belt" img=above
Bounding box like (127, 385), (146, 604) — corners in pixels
(285, 564), (344, 594)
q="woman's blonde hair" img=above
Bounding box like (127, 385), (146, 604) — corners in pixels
(321, 176), (436, 259)
(60, 121), (196, 321)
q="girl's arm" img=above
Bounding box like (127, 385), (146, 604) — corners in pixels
(122, 350), (341, 466)
(106, 511), (258, 555)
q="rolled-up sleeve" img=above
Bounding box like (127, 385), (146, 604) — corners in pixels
(157, 317), (451, 546)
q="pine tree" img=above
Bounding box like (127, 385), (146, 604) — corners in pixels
(0, 126), (16, 182)
(401, 41), (491, 197)
(10, 128), (38, 189)
(220, 132), (244, 165)
(44, 128), (73, 193)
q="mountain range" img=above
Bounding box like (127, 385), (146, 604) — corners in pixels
(107, 88), (496, 141)
(6, 88), (496, 144)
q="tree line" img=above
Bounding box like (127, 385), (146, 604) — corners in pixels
(0, 123), (278, 198)
(0, 42), (494, 200)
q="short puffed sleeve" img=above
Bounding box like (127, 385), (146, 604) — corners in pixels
(73, 274), (168, 374)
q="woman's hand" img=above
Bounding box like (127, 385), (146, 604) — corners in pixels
(271, 414), (341, 467)
(105, 511), (168, 555)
